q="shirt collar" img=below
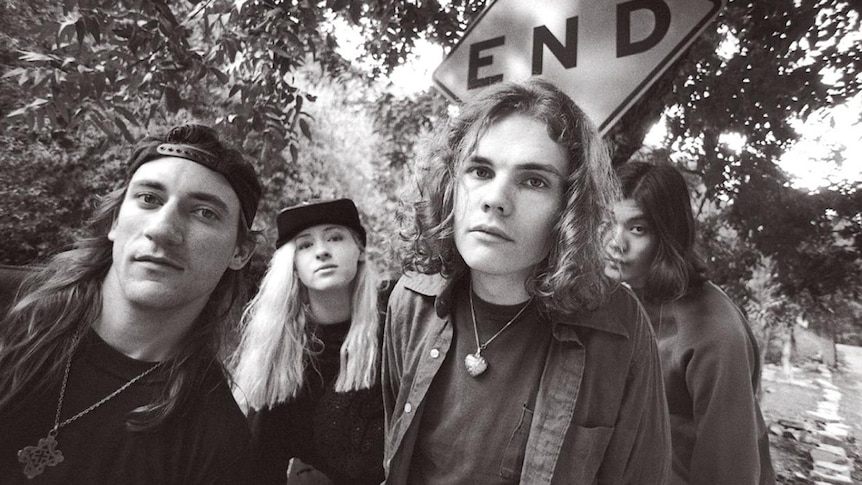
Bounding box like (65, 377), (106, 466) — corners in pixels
(401, 273), (632, 338)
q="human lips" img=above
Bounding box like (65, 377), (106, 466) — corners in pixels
(134, 254), (184, 271)
(315, 264), (338, 273)
(469, 224), (513, 242)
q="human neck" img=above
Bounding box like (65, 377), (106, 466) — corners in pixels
(307, 287), (353, 325)
(94, 278), (205, 362)
(470, 271), (531, 305)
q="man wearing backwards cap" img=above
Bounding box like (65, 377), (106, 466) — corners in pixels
(0, 124), (261, 484)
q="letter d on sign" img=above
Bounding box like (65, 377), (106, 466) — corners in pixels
(616, 0), (671, 57)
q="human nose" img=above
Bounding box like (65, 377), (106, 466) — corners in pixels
(607, 225), (626, 254)
(480, 178), (512, 216)
(314, 241), (331, 260)
(142, 204), (184, 246)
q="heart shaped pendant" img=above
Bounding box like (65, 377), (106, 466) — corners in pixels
(464, 352), (488, 377)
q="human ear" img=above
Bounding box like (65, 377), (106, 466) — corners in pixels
(229, 238), (257, 270)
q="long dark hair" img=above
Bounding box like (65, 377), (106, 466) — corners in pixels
(400, 78), (619, 315)
(616, 161), (707, 303)
(0, 125), (256, 431)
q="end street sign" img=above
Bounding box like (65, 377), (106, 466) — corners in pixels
(433, 0), (725, 135)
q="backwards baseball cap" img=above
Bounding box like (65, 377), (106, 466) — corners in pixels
(127, 125), (262, 228)
(276, 198), (367, 249)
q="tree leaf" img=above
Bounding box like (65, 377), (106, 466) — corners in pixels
(114, 116), (135, 143)
(115, 106), (139, 127)
(163, 86), (181, 113)
(18, 51), (56, 62)
(299, 117), (312, 140)
(75, 19), (85, 47)
(210, 67), (229, 84)
(2, 68), (26, 79)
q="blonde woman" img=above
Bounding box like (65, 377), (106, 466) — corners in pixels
(230, 199), (387, 485)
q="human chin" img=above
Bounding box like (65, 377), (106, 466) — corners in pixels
(303, 271), (354, 293)
(603, 262), (621, 282)
(120, 279), (191, 309)
(458, 240), (520, 276)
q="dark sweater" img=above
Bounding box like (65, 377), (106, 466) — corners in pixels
(248, 320), (385, 485)
(0, 330), (252, 485)
(643, 282), (774, 485)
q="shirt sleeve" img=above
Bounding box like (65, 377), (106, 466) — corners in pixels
(381, 283), (405, 437)
(601, 307), (672, 484)
(686, 319), (764, 485)
(247, 405), (295, 485)
(208, 439), (256, 485)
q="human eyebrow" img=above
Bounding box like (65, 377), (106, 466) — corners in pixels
(625, 216), (651, 226)
(187, 191), (231, 215)
(128, 180), (167, 193)
(517, 162), (565, 180)
(464, 155), (492, 166)
(294, 234), (312, 245)
(321, 225), (347, 234)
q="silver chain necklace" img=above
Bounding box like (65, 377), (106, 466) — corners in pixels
(464, 282), (533, 377)
(17, 331), (161, 479)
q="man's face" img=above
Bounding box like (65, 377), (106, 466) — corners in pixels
(453, 114), (568, 285)
(106, 157), (252, 312)
(604, 198), (658, 289)
(293, 224), (363, 295)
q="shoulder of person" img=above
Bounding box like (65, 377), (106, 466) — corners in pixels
(390, 272), (448, 299)
(591, 284), (650, 338)
(667, 281), (753, 346)
(377, 278), (399, 308)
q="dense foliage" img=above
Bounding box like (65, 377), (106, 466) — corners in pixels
(1, 0), (860, 343)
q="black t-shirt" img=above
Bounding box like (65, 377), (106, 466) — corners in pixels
(409, 279), (552, 484)
(248, 320), (386, 485)
(0, 330), (252, 485)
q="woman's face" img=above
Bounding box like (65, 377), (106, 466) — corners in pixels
(604, 198), (659, 289)
(293, 224), (363, 293)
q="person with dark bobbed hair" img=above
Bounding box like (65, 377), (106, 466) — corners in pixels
(0, 124), (261, 484)
(383, 78), (671, 483)
(605, 161), (774, 484)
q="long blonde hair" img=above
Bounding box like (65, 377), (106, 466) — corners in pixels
(229, 230), (380, 410)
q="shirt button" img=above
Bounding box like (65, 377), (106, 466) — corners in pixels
(404, 403), (413, 413)
(430, 348), (440, 359)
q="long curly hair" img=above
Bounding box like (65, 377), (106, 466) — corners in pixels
(0, 125), (258, 431)
(615, 161), (707, 303)
(228, 229), (381, 410)
(400, 78), (619, 315)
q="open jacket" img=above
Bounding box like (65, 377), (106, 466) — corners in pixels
(382, 273), (671, 484)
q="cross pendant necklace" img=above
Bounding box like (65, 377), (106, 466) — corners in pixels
(17, 331), (161, 479)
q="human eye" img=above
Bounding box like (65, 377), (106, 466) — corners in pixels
(524, 176), (549, 189)
(135, 192), (161, 208)
(465, 164), (493, 180)
(630, 224), (649, 235)
(327, 232), (345, 242)
(296, 240), (312, 251)
(194, 207), (221, 221)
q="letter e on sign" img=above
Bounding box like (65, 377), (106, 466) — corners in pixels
(433, 0), (725, 134)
